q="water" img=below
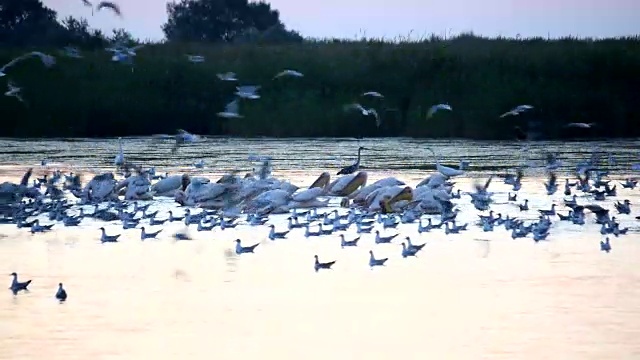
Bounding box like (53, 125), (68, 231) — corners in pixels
(1, 137), (640, 360)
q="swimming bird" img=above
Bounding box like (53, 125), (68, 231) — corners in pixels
(234, 239), (259, 254)
(217, 98), (243, 118)
(140, 227), (162, 240)
(268, 225), (289, 240)
(339, 234), (359, 248)
(0, 51), (56, 77)
(99, 227), (120, 243)
(55, 283), (67, 301)
(9, 273), (31, 295)
(235, 85), (261, 99)
(500, 105), (533, 118)
(344, 103), (380, 127)
(368, 250), (388, 268)
(600, 237), (611, 253)
(313, 255), (336, 272)
(425, 147), (464, 177)
(401, 242), (419, 258)
(426, 103), (452, 119)
(96, 1), (122, 16)
(273, 69), (303, 79)
(337, 146), (367, 175)
(217, 72), (237, 81)
(114, 137), (124, 166)
(4, 81), (25, 103)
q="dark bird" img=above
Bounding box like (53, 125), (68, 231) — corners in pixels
(56, 283), (67, 301)
(337, 146), (368, 175)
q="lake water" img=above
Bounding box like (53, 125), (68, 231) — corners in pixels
(1, 137), (640, 360)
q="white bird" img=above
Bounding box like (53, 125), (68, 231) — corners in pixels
(153, 129), (200, 154)
(114, 137), (124, 166)
(0, 51), (56, 77)
(344, 103), (380, 127)
(96, 1), (122, 16)
(217, 99), (243, 118)
(425, 147), (465, 177)
(361, 91), (384, 98)
(4, 81), (25, 104)
(186, 55), (205, 63)
(273, 69), (303, 79)
(217, 72), (237, 81)
(564, 122), (596, 129)
(500, 105), (534, 118)
(106, 44), (143, 57)
(426, 103), (452, 119)
(235, 85), (261, 100)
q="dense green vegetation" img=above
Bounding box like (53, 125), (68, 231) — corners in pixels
(1, 0), (639, 139)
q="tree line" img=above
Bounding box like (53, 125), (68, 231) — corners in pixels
(0, 0), (639, 139)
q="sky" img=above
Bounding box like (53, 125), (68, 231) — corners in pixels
(43, 0), (640, 42)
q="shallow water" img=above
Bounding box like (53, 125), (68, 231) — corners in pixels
(1, 137), (640, 360)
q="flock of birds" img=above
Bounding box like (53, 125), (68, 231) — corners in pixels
(0, 0), (600, 135)
(3, 139), (639, 302)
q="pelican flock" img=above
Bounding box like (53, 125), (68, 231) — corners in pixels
(3, 140), (638, 300)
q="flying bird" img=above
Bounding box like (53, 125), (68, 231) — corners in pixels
(273, 69), (304, 79)
(0, 51), (56, 77)
(217, 99), (243, 118)
(96, 1), (122, 16)
(361, 91), (384, 98)
(564, 122), (596, 129)
(344, 103), (380, 127)
(426, 103), (452, 119)
(217, 72), (237, 81)
(5, 81), (25, 104)
(500, 105), (534, 118)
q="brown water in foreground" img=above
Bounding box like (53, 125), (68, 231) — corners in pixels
(1, 138), (640, 359)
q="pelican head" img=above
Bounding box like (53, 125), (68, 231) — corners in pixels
(309, 172), (330, 189)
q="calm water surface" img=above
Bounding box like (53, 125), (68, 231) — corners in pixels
(1, 137), (640, 360)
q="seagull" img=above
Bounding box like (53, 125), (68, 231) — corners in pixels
(62, 46), (83, 58)
(344, 103), (380, 127)
(0, 51), (56, 77)
(273, 69), (303, 79)
(361, 91), (384, 98)
(9, 272), (31, 295)
(564, 122), (596, 129)
(186, 55), (205, 63)
(96, 1), (122, 16)
(235, 85), (261, 99)
(313, 255), (336, 272)
(217, 72), (238, 81)
(153, 129), (200, 153)
(55, 283), (68, 301)
(426, 103), (452, 119)
(500, 105), (534, 118)
(217, 98), (243, 118)
(4, 81), (25, 103)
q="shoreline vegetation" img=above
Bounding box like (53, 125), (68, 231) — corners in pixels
(1, 0), (639, 140)
(1, 34), (639, 140)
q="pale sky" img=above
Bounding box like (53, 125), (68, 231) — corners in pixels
(44, 0), (640, 41)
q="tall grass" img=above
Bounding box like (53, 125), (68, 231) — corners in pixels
(1, 33), (639, 139)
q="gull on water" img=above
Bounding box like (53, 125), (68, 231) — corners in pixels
(217, 72), (237, 81)
(344, 103), (380, 127)
(500, 105), (534, 118)
(235, 85), (261, 100)
(56, 283), (67, 302)
(217, 98), (243, 118)
(425, 147), (465, 177)
(97, 1), (122, 16)
(0, 51), (56, 77)
(426, 103), (452, 119)
(9, 272), (31, 295)
(273, 69), (304, 79)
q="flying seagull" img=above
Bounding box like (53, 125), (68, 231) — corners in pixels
(96, 1), (122, 17)
(0, 51), (56, 77)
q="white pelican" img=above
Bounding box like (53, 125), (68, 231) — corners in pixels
(273, 69), (303, 79)
(217, 98), (242, 118)
(500, 105), (534, 118)
(426, 103), (452, 119)
(425, 147), (464, 177)
(114, 137), (124, 166)
(327, 172), (368, 196)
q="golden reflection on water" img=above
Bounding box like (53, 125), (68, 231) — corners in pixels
(1, 161), (640, 358)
